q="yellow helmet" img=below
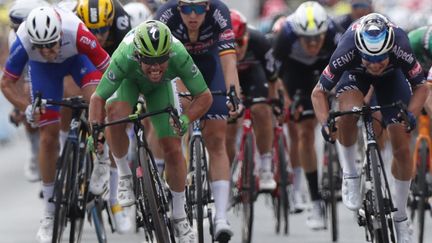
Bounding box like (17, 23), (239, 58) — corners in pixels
(77, 0), (115, 29)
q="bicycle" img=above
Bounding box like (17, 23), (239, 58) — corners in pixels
(85, 191), (115, 243)
(326, 101), (411, 243)
(92, 105), (179, 243)
(178, 90), (227, 243)
(32, 92), (92, 243)
(230, 94), (286, 243)
(408, 109), (432, 243)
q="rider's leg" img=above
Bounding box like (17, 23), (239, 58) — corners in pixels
(287, 121), (305, 210)
(251, 103), (274, 171)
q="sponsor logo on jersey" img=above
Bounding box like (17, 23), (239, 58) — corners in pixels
(159, 9), (173, 24)
(408, 61), (422, 78)
(392, 45), (414, 64)
(323, 65), (334, 80)
(331, 50), (355, 69)
(116, 16), (129, 30)
(191, 64), (198, 77)
(80, 36), (97, 49)
(219, 29), (234, 41)
(213, 9), (227, 29)
(107, 70), (116, 80)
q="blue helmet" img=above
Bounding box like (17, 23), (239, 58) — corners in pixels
(355, 13), (394, 57)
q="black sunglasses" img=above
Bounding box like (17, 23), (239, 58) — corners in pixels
(33, 41), (58, 49)
(89, 26), (111, 35)
(136, 52), (170, 65)
(178, 4), (207, 15)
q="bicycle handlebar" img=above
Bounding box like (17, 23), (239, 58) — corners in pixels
(33, 91), (88, 110)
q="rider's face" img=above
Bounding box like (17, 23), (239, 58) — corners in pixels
(299, 33), (326, 56)
(178, 3), (208, 31)
(235, 34), (249, 61)
(140, 61), (169, 82)
(94, 31), (110, 47)
(36, 42), (61, 61)
(362, 58), (390, 75)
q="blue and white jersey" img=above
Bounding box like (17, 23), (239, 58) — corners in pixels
(319, 20), (425, 92)
(4, 7), (110, 80)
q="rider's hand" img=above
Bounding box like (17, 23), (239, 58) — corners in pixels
(226, 98), (244, 119)
(25, 104), (44, 128)
(398, 111), (416, 132)
(289, 103), (304, 122)
(9, 108), (24, 126)
(321, 122), (337, 144)
(170, 114), (189, 136)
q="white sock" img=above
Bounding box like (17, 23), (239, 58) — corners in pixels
(171, 190), (186, 219)
(110, 167), (118, 205)
(113, 154), (131, 177)
(42, 182), (55, 216)
(59, 130), (68, 155)
(211, 180), (230, 221)
(393, 178), (410, 221)
(155, 158), (165, 175)
(336, 141), (358, 177)
(259, 152), (272, 172)
(293, 166), (303, 193)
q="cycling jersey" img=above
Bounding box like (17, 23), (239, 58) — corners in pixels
(155, 0), (236, 120)
(319, 20), (425, 125)
(238, 27), (278, 99)
(408, 26), (432, 80)
(333, 14), (355, 32)
(103, 0), (132, 55)
(95, 30), (208, 138)
(273, 14), (340, 112)
(3, 7), (109, 126)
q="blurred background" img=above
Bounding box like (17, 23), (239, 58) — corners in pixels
(0, 0), (431, 144)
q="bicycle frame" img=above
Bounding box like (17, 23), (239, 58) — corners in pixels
(413, 114), (432, 172)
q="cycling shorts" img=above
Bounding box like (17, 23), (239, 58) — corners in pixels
(239, 65), (268, 100)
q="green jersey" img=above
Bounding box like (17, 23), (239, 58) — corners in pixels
(95, 29), (208, 138)
(408, 26), (432, 73)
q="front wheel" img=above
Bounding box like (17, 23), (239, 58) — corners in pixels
(241, 133), (255, 243)
(415, 139), (429, 243)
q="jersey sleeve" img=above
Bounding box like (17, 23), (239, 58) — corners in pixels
(3, 37), (29, 81)
(318, 30), (358, 91)
(252, 30), (278, 82)
(76, 23), (111, 71)
(113, 1), (132, 43)
(95, 49), (130, 100)
(393, 28), (425, 87)
(272, 22), (294, 63)
(212, 1), (236, 56)
(173, 42), (208, 95)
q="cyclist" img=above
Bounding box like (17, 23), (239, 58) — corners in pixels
(7, 0), (49, 182)
(408, 25), (432, 113)
(124, 1), (152, 28)
(155, 0), (242, 240)
(311, 13), (429, 243)
(227, 9), (279, 190)
(334, 0), (373, 31)
(76, 0), (132, 233)
(88, 20), (213, 243)
(77, 0), (131, 55)
(272, 1), (340, 229)
(0, 6), (109, 243)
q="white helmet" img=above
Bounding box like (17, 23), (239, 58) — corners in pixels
(355, 13), (395, 56)
(26, 7), (62, 44)
(8, 0), (49, 25)
(291, 1), (328, 36)
(124, 2), (152, 28)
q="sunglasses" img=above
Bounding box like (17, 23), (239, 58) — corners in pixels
(136, 52), (170, 65)
(361, 53), (388, 63)
(33, 41), (58, 49)
(352, 3), (371, 9)
(179, 4), (207, 15)
(89, 26), (110, 35)
(300, 34), (324, 43)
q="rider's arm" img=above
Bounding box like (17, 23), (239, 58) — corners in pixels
(311, 83), (330, 125)
(175, 43), (213, 122)
(254, 30), (279, 98)
(76, 23), (111, 72)
(220, 53), (241, 96)
(409, 83), (429, 117)
(1, 37), (29, 111)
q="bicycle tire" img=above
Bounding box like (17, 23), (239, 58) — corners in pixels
(69, 144), (92, 243)
(241, 133), (255, 243)
(91, 200), (107, 243)
(369, 146), (390, 243)
(191, 136), (205, 243)
(328, 144), (339, 242)
(52, 141), (75, 243)
(139, 147), (172, 243)
(277, 135), (289, 235)
(417, 139), (429, 243)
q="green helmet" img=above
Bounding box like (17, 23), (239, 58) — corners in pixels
(133, 20), (172, 63)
